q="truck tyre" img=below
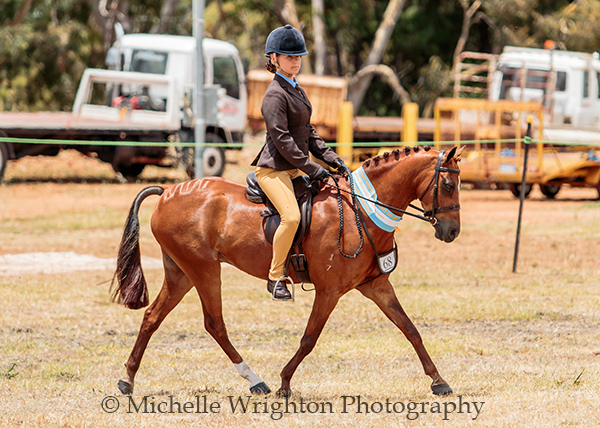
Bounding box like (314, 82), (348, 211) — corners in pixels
(182, 132), (226, 178)
(0, 141), (8, 181)
(508, 183), (532, 198)
(539, 184), (561, 199)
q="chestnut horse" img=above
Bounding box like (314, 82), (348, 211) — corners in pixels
(112, 146), (463, 397)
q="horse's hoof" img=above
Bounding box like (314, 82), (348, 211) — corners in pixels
(276, 388), (292, 398)
(431, 382), (453, 396)
(117, 379), (134, 395)
(250, 382), (271, 395)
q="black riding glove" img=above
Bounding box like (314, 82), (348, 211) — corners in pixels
(311, 167), (329, 182)
(333, 158), (351, 177)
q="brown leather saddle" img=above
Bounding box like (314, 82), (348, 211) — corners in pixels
(246, 171), (317, 283)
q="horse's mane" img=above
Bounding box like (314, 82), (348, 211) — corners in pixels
(361, 145), (432, 172)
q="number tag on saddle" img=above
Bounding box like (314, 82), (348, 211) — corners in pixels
(376, 241), (398, 275)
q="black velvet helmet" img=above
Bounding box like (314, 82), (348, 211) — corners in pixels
(265, 25), (308, 56)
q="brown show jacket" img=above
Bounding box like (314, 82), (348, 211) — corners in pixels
(251, 74), (339, 176)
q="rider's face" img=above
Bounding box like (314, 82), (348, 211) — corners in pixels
(272, 54), (302, 77)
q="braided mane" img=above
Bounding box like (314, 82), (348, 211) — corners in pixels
(361, 145), (432, 171)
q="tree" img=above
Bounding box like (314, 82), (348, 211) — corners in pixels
(312, 0), (326, 75)
(0, 0), (104, 112)
(453, 0), (482, 69)
(0, 0), (591, 117)
(347, 0), (407, 114)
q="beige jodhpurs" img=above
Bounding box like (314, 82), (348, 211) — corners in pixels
(255, 166), (304, 280)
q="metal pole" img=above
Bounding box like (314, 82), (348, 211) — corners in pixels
(512, 116), (533, 273)
(193, 0), (205, 179)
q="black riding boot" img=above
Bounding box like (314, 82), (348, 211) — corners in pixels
(267, 279), (292, 300)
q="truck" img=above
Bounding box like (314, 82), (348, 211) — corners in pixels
(0, 33), (247, 181)
(443, 46), (600, 198)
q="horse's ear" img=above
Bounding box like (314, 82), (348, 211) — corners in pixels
(443, 147), (457, 163)
(444, 146), (465, 163)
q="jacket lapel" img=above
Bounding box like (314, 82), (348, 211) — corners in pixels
(275, 74), (311, 110)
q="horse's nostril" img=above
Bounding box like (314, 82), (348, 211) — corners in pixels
(448, 228), (458, 241)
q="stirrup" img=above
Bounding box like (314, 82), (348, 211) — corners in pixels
(272, 276), (295, 302)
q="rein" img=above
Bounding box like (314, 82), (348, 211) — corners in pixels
(324, 150), (461, 258)
(328, 172), (364, 259)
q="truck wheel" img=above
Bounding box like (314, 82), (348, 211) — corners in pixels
(539, 184), (561, 199)
(0, 141), (8, 181)
(182, 132), (226, 178)
(508, 183), (532, 198)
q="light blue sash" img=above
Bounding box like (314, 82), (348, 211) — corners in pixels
(351, 166), (402, 232)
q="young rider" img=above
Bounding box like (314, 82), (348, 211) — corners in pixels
(251, 25), (349, 299)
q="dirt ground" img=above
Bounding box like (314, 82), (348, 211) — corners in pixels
(1, 149), (599, 427)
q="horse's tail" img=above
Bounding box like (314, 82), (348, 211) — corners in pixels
(111, 186), (164, 309)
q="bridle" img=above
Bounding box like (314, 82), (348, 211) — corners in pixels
(412, 150), (461, 226)
(323, 150), (461, 259)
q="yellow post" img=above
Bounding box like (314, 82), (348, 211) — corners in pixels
(402, 102), (418, 144)
(337, 101), (354, 165)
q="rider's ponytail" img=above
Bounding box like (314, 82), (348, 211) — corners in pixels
(265, 57), (277, 74)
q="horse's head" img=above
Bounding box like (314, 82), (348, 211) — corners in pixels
(416, 147), (464, 243)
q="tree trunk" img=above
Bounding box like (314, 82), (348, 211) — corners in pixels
(151, 0), (180, 34)
(312, 0), (326, 75)
(87, 0), (131, 53)
(348, 64), (411, 105)
(8, 0), (33, 26)
(347, 0), (406, 114)
(452, 0), (481, 72)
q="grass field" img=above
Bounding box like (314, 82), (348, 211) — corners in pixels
(1, 150), (599, 427)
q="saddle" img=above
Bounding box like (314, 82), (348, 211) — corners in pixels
(246, 171), (317, 284)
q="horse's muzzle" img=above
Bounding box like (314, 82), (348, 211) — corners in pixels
(434, 221), (460, 243)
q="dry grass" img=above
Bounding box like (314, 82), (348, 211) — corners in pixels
(0, 149), (599, 427)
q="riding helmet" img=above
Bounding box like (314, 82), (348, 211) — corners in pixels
(265, 24), (308, 57)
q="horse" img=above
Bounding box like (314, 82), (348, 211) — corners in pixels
(112, 145), (463, 397)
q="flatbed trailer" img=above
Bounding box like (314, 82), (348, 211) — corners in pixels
(0, 69), (182, 180)
(432, 98), (600, 198)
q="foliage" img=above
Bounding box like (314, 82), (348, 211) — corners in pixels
(0, 0), (598, 115)
(0, 0), (104, 112)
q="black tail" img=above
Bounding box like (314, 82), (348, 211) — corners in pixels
(111, 186), (164, 309)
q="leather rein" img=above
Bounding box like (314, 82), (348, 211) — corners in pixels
(323, 150), (461, 259)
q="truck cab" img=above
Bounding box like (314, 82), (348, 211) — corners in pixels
(107, 34), (247, 156)
(489, 47), (600, 130)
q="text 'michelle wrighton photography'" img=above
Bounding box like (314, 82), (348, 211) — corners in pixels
(100, 394), (485, 421)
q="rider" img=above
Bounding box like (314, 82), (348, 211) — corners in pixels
(251, 24), (350, 299)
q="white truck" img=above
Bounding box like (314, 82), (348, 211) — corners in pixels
(447, 45), (600, 198)
(490, 46), (600, 143)
(0, 33), (247, 181)
(456, 45), (600, 142)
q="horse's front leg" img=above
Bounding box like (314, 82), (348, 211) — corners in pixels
(357, 277), (453, 396)
(278, 291), (341, 397)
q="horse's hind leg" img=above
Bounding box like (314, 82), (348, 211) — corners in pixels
(189, 261), (271, 395)
(357, 277), (453, 396)
(118, 252), (193, 395)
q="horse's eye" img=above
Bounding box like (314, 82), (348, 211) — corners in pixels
(442, 179), (454, 194)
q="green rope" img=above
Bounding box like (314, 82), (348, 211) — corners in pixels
(1, 136), (600, 148)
